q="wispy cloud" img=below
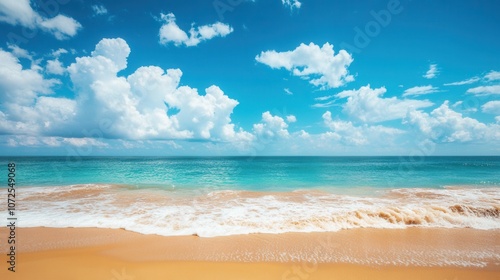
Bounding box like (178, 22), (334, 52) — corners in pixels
(403, 85), (440, 97)
(423, 64), (438, 79)
(314, 94), (336, 101)
(444, 77), (480, 86)
(282, 0), (302, 10)
(91, 4), (108, 16)
(311, 100), (337, 108)
(466, 85), (500, 95)
(485, 70), (500, 82)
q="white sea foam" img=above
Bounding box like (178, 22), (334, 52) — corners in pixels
(7, 184), (500, 238)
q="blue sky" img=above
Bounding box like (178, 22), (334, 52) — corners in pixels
(0, 0), (499, 156)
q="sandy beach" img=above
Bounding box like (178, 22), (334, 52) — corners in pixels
(0, 227), (498, 280)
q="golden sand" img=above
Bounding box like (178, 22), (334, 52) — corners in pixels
(0, 227), (499, 280)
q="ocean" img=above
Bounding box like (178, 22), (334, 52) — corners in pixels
(1, 156), (499, 237)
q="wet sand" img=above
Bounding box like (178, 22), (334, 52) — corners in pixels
(0, 227), (499, 279)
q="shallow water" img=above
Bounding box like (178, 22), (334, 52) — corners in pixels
(1, 156), (499, 237)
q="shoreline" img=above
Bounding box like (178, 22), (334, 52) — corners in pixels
(12, 184), (500, 237)
(0, 227), (499, 280)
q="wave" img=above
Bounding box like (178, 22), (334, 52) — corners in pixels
(7, 184), (500, 237)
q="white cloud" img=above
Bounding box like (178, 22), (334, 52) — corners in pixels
(255, 42), (354, 89)
(92, 5), (108, 16)
(0, 96), (76, 136)
(0, 0), (37, 27)
(38, 14), (82, 40)
(6, 135), (107, 147)
(482, 101), (500, 115)
(0, 0), (82, 40)
(63, 137), (108, 147)
(91, 37), (131, 70)
(0, 38), (252, 148)
(451, 100), (477, 113)
(46, 59), (65, 75)
(485, 70), (500, 82)
(314, 94), (335, 101)
(335, 85), (433, 123)
(403, 85), (440, 97)
(284, 88), (293, 95)
(51, 48), (68, 57)
(68, 38), (250, 142)
(282, 0), (302, 9)
(444, 77), (480, 86)
(405, 101), (500, 143)
(466, 85), (500, 95)
(0, 48), (59, 106)
(296, 130), (309, 138)
(423, 64), (438, 79)
(444, 71), (499, 86)
(286, 115), (297, 123)
(311, 100), (337, 108)
(253, 111), (291, 139)
(7, 44), (32, 60)
(6, 136), (48, 147)
(45, 48), (68, 75)
(158, 13), (233, 47)
(322, 111), (404, 145)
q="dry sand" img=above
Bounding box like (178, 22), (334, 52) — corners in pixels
(0, 227), (499, 280)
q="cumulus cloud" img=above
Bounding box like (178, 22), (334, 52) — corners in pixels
(403, 85), (440, 97)
(158, 13), (233, 47)
(69, 38), (250, 142)
(256, 42), (354, 89)
(0, 48), (59, 106)
(282, 0), (302, 9)
(0, 38), (252, 147)
(38, 14), (82, 40)
(423, 64), (438, 79)
(322, 111), (404, 145)
(46, 59), (65, 75)
(0, 0), (82, 40)
(51, 48), (68, 57)
(482, 101), (500, 115)
(334, 85), (433, 123)
(466, 85), (500, 95)
(0, 96), (76, 136)
(405, 101), (500, 143)
(286, 115), (297, 123)
(45, 48), (69, 75)
(91, 37), (131, 70)
(0, 0), (37, 27)
(253, 111), (291, 139)
(7, 44), (32, 60)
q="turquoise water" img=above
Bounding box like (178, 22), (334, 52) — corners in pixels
(2, 156), (500, 190)
(1, 156), (499, 238)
